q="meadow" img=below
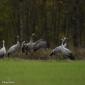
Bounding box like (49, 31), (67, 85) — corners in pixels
(0, 58), (85, 85)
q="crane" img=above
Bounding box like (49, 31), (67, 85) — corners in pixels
(0, 40), (6, 58)
(50, 37), (75, 60)
(7, 41), (20, 56)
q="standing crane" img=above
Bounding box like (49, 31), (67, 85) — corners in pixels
(7, 40), (20, 56)
(21, 33), (36, 54)
(50, 37), (75, 60)
(0, 40), (6, 58)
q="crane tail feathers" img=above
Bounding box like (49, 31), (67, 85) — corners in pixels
(50, 52), (54, 56)
(68, 53), (75, 60)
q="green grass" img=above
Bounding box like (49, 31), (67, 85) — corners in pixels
(0, 58), (85, 85)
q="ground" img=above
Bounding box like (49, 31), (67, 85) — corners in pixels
(0, 58), (85, 85)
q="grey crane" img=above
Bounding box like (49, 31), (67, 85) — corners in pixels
(33, 39), (49, 51)
(0, 40), (6, 58)
(50, 37), (75, 60)
(21, 37), (35, 54)
(7, 41), (20, 56)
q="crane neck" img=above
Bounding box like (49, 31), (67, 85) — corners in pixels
(30, 37), (33, 43)
(17, 41), (20, 45)
(61, 39), (64, 46)
(61, 38), (67, 46)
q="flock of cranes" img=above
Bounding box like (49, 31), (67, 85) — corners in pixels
(0, 40), (20, 58)
(22, 38), (49, 55)
(0, 35), (75, 60)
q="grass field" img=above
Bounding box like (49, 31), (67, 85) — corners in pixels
(0, 58), (85, 85)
